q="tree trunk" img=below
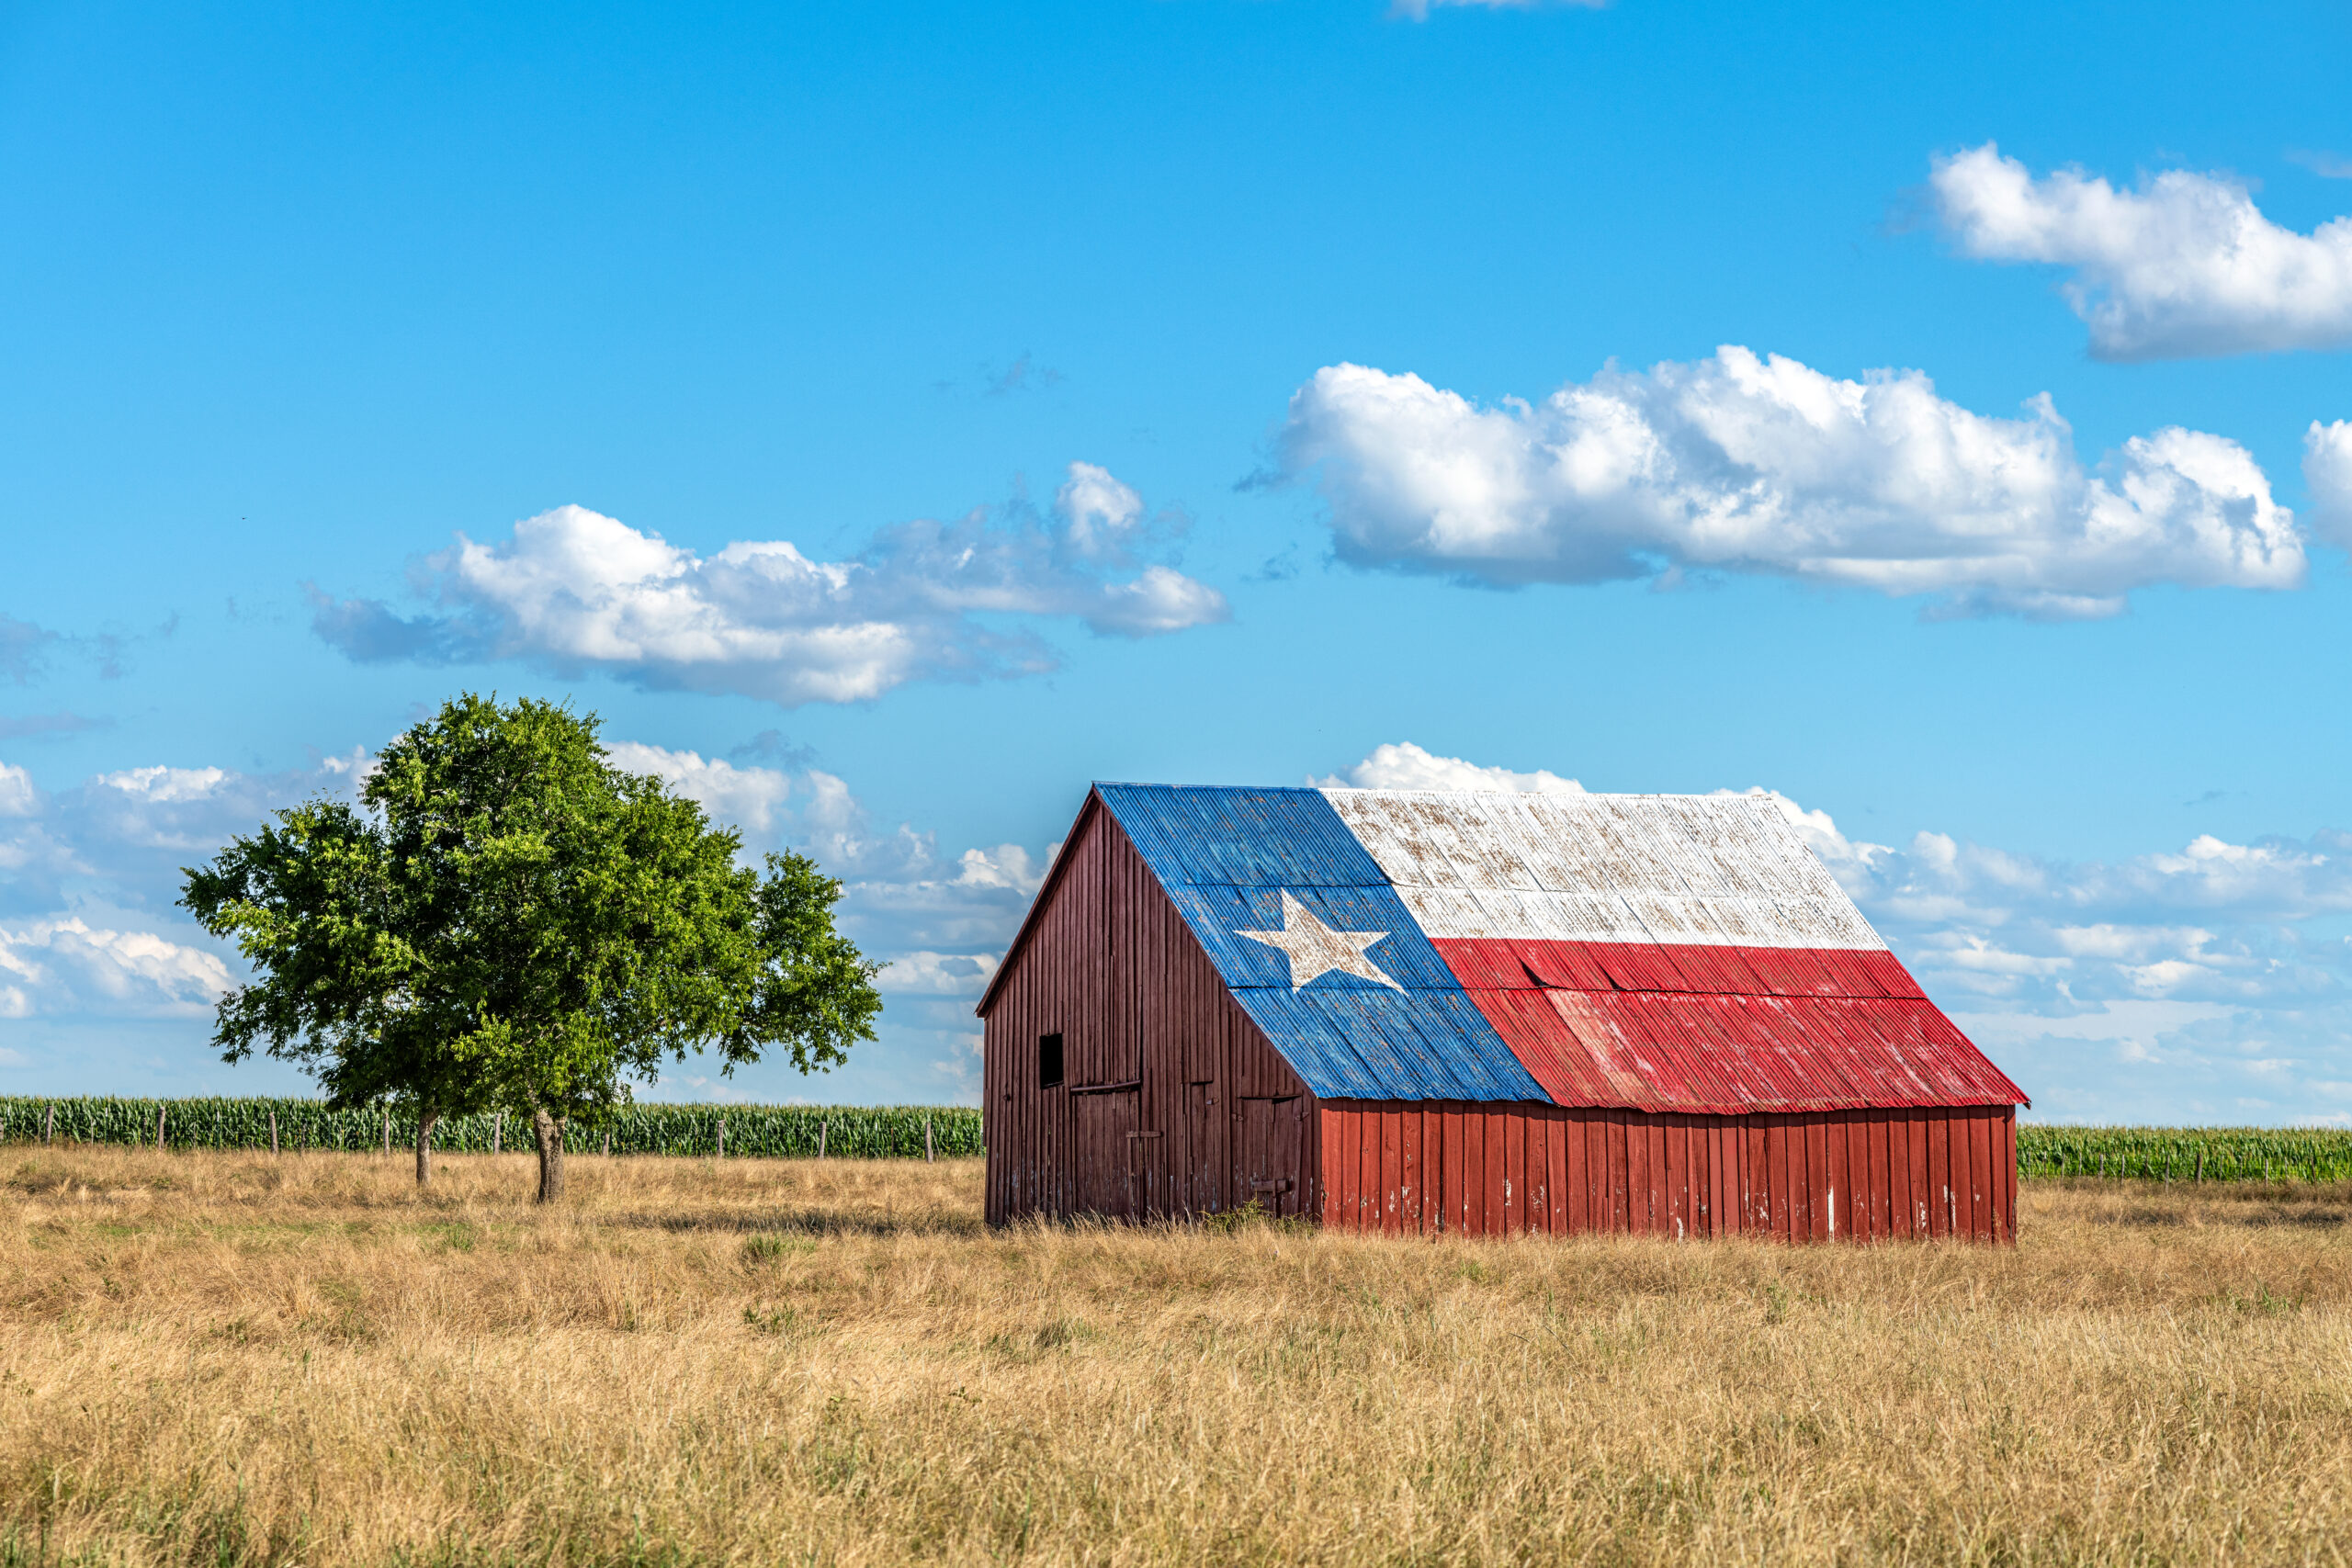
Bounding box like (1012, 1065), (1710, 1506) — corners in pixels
(415, 1110), (440, 1188)
(532, 1108), (566, 1203)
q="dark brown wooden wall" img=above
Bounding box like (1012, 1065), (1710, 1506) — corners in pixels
(1317, 1102), (2017, 1243)
(982, 798), (1315, 1225)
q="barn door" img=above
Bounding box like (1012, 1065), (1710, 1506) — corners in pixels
(1077, 1089), (1139, 1218)
(1239, 1096), (1305, 1218)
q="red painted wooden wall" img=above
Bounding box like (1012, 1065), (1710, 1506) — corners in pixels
(1315, 1101), (2016, 1242)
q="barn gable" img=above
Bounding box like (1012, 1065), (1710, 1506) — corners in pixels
(978, 795), (1317, 1226)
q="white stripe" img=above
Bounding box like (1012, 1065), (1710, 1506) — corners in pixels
(1324, 786), (1888, 951)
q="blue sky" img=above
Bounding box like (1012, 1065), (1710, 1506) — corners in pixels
(6, 0), (2352, 1122)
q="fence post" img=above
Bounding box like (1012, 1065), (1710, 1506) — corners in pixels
(718, 1116), (726, 1159)
(603, 1128), (610, 1157)
(382, 1109), (390, 1156)
(157, 1105), (166, 1153)
(493, 1111), (503, 1155)
(270, 1110), (279, 1157)
(817, 1119), (827, 1160)
(925, 1111), (934, 1163)
(44, 1103), (54, 1146)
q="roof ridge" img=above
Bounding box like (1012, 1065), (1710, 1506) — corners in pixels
(1095, 780), (1775, 804)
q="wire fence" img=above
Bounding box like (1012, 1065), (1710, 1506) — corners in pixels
(0, 1096), (981, 1160)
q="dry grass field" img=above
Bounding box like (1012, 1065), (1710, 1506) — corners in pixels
(6, 1149), (2352, 1567)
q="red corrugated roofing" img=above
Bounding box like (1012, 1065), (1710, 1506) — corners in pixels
(1435, 937), (2023, 1113)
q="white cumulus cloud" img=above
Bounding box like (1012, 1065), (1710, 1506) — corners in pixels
(2304, 420), (2352, 545)
(1721, 785), (2352, 1006)
(0, 748), (380, 1022)
(877, 951), (1001, 997)
(1279, 349), (2302, 618)
(1930, 142), (2352, 360)
(0, 916), (231, 1016)
(0, 763), (36, 818)
(95, 765), (233, 802)
(1314, 741), (1585, 795)
(310, 463), (1228, 707)
(603, 742), (796, 835)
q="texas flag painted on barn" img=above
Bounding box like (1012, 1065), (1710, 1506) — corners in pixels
(1091, 784), (2025, 1114)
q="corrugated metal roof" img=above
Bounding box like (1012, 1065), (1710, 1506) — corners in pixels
(1084, 783), (2026, 1111)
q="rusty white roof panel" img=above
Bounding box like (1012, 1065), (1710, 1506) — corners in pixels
(1624, 892), (1734, 946)
(1401, 885), (1656, 944)
(1630, 799), (1731, 897)
(1727, 804), (1853, 904)
(1449, 794), (1555, 891)
(1773, 895), (1888, 951)
(1495, 795), (1617, 896)
(1694, 896), (1803, 948)
(1319, 786), (1892, 952)
(1321, 791), (1467, 890)
(1394, 886), (1510, 940)
(1664, 798), (1777, 898)
(1589, 797), (1695, 896)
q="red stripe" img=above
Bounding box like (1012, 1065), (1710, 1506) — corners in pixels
(1432, 939), (1934, 1000)
(1432, 938), (2020, 1114)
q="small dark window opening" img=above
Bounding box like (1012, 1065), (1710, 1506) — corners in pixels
(1038, 1032), (1065, 1089)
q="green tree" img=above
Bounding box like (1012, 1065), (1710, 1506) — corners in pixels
(181, 694), (883, 1200)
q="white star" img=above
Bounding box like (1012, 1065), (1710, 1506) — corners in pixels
(1236, 890), (1404, 992)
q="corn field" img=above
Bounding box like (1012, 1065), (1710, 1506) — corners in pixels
(8, 1101), (2348, 1183)
(0, 1096), (980, 1159)
(2018, 1124), (2352, 1183)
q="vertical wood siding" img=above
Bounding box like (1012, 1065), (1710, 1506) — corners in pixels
(1315, 1102), (2018, 1243)
(984, 801), (1316, 1225)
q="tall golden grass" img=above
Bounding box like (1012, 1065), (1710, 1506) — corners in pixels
(6, 1146), (2352, 1566)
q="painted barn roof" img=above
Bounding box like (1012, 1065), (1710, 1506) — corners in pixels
(1053, 784), (2025, 1114)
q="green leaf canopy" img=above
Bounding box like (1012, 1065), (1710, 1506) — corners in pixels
(182, 694), (882, 1128)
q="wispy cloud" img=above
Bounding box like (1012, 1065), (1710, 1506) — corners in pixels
(986, 353), (1063, 396)
(0, 712), (108, 739)
(0, 615), (58, 683)
(1390, 0), (1603, 19)
(2288, 149), (2352, 181)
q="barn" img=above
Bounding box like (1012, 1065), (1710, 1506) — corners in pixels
(977, 784), (2028, 1242)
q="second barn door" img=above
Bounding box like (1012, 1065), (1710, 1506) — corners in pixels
(1076, 1088), (1140, 1219)
(1238, 1096), (1306, 1218)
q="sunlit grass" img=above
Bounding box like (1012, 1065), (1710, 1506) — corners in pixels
(6, 1147), (2352, 1564)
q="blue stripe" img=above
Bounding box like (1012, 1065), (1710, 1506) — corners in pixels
(1098, 784), (1545, 1103)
